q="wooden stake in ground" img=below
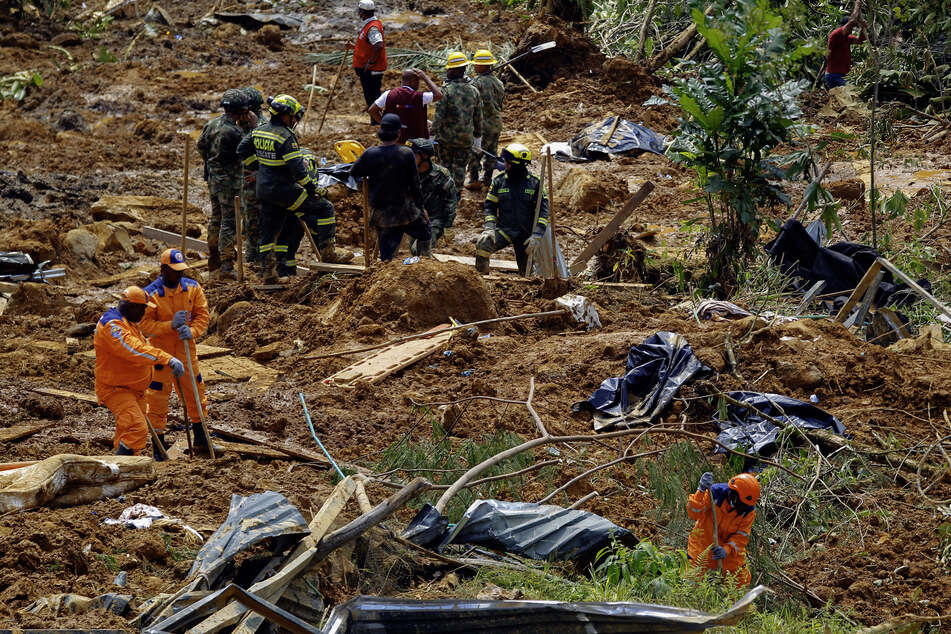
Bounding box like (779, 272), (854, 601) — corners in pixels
(173, 375), (193, 458)
(317, 49), (350, 137)
(361, 180), (372, 264)
(233, 195), (244, 282)
(709, 492), (723, 572)
(181, 136), (190, 252)
(299, 218), (323, 263)
(303, 63), (318, 138)
(568, 181), (655, 275)
(183, 339), (215, 459)
(146, 418), (169, 461)
(546, 150), (558, 278)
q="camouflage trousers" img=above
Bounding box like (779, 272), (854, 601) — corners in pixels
(439, 144), (471, 195)
(241, 172), (261, 263)
(468, 126), (501, 179)
(207, 175), (240, 263)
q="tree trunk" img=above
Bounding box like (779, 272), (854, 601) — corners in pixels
(542, 0), (591, 26)
(635, 0), (659, 61)
(646, 4), (716, 73)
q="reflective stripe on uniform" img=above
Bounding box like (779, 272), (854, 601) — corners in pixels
(257, 157), (287, 167)
(486, 193), (498, 203)
(288, 188), (308, 211)
(688, 505), (702, 514)
(727, 541), (739, 552)
(497, 229), (511, 242)
(296, 174), (312, 186)
(315, 217), (335, 226)
(274, 245), (288, 253)
(485, 214), (497, 223)
(285, 259), (296, 266)
(537, 217), (549, 226)
(284, 150), (303, 161)
(119, 335), (157, 361)
(253, 130), (286, 142)
(736, 531), (749, 538)
(259, 242), (275, 253)
(243, 155), (258, 166)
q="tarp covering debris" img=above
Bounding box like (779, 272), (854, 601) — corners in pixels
(323, 586), (770, 633)
(187, 491), (309, 585)
(767, 219), (929, 309)
(573, 332), (710, 431)
(25, 592), (133, 617)
(569, 116), (667, 161)
(715, 391), (847, 456)
(440, 499), (635, 562)
(317, 163), (359, 190)
(0, 454), (154, 513)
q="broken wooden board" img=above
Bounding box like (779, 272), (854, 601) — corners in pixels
(32, 387), (99, 405)
(323, 324), (452, 388)
(79, 342), (232, 361)
(569, 182), (656, 275)
(432, 253), (519, 272)
(202, 355), (279, 392)
(0, 422), (57, 443)
(209, 426), (330, 466)
(215, 440), (291, 460)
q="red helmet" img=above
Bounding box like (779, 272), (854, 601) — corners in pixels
(728, 473), (760, 505)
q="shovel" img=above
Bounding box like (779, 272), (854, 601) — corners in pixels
(493, 41), (556, 72)
(709, 491), (723, 572)
(182, 339), (215, 459)
(173, 375), (194, 458)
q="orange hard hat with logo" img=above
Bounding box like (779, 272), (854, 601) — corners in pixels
(119, 286), (156, 307)
(728, 473), (761, 505)
(161, 248), (189, 271)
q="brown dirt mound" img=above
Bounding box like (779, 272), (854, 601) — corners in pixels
(555, 166), (629, 213)
(7, 283), (68, 317)
(344, 260), (497, 330)
(513, 16), (604, 88)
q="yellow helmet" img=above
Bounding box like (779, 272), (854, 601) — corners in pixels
(268, 94), (304, 118)
(472, 49), (497, 65)
(501, 142), (532, 164)
(445, 51), (470, 69)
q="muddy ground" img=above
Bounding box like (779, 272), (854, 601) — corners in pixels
(1, 0), (951, 629)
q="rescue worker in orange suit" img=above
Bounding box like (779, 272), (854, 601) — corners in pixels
(351, 0), (387, 125)
(94, 286), (184, 457)
(686, 471), (760, 587)
(139, 248), (213, 456)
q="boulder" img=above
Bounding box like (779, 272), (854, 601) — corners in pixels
(64, 229), (99, 261)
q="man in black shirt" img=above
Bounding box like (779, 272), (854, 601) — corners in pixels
(350, 113), (430, 261)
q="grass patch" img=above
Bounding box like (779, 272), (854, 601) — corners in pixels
(161, 532), (200, 563)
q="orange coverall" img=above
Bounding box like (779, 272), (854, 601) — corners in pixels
(139, 277), (210, 433)
(686, 483), (755, 587)
(94, 307), (172, 452)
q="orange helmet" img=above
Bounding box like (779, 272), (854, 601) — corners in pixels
(119, 286), (155, 307)
(728, 473), (760, 505)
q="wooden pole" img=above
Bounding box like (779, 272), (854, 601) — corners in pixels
(709, 492), (722, 572)
(303, 63), (318, 138)
(299, 218), (324, 263)
(146, 418), (169, 461)
(173, 376), (193, 458)
(317, 50), (350, 137)
(524, 158), (547, 276)
(181, 137), (190, 252)
(183, 339), (215, 460)
(546, 150), (557, 278)
(233, 195), (244, 282)
(507, 65), (537, 93)
(361, 181), (372, 264)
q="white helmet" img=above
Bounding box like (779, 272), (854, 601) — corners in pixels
(358, 0), (374, 10)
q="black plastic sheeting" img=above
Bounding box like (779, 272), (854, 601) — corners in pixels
(767, 219), (929, 309)
(573, 332), (710, 432)
(322, 586), (770, 633)
(437, 499), (634, 562)
(187, 491), (309, 586)
(569, 116), (668, 161)
(0, 251), (35, 276)
(317, 163), (360, 191)
(715, 391), (847, 457)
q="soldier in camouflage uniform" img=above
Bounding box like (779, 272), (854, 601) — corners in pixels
(196, 89), (250, 279)
(240, 86), (265, 264)
(407, 138), (456, 255)
(274, 148), (354, 276)
(431, 51), (482, 198)
(466, 49), (505, 191)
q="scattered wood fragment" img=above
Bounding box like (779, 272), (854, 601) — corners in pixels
(432, 253), (518, 272)
(323, 325), (453, 388)
(834, 260), (882, 323)
(32, 387), (99, 405)
(0, 422), (57, 443)
(568, 182), (655, 275)
(877, 257), (951, 323)
(209, 426), (330, 467)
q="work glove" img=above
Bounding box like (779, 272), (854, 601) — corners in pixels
(472, 137), (482, 152)
(171, 310), (188, 329)
(168, 357), (185, 379)
(478, 229), (495, 244)
(177, 324), (192, 340)
(711, 546), (727, 560)
(305, 182), (318, 198)
(524, 233), (544, 257)
(698, 471), (713, 492)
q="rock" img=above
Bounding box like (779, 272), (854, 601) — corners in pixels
(218, 301), (253, 335)
(51, 32), (83, 47)
(67, 322), (96, 338)
(103, 226), (134, 254)
(64, 229), (99, 261)
(774, 360), (823, 391)
(214, 22), (242, 41)
(256, 24), (283, 51)
(827, 179), (865, 201)
(251, 341), (283, 362)
(22, 395), (64, 420)
(0, 33), (38, 49)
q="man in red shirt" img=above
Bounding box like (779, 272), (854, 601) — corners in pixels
(352, 0), (386, 125)
(825, 13), (867, 89)
(368, 68), (443, 143)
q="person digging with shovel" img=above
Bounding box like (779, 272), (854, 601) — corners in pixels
(139, 249), (218, 457)
(686, 471), (759, 587)
(94, 286), (183, 458)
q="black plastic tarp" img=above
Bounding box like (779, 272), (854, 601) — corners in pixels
(767, 219), (928, 309)
(569, 116), (667, 161)
(317, 163), (359, 190)
(0, 252), (34, 276)
(440, 499), (634, 562)
(715, 391), (847, 457)
(187, 491), (309, 586)
(573, 332), (710, 432)
(322, 586), (770, 633)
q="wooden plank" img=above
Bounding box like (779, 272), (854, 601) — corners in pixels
(32, 387), (99, 405)
(845, 270), (884, 329)
(0, 422), (57, 443)
(568, 182), (656, 275)
(201, 355), (279, 392)
(877, 257), (951, 323)
(432, 253), (519, 272)
(322, 324), (452, 388)
(834, 260), (882, 323)
(214, 439), (290, 460)
(600, 114), (621, 145)
(209, 426), (329, 466)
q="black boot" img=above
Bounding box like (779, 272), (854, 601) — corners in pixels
(116, 442), (134, 456)
(152, 433), (167, 462)
(191, 424), (222, 456)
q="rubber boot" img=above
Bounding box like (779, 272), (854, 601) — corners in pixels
(218, 259), (237, 281)
(152, 433), (167, 462)
(465, 168), (483, 191)
(319, 242), (354, 264)
(191, 423), (223, 456)
(116, 442), (134, 456)
(475, 255), (489, 274)
(276, 262), (297, 277)
(416, 239), (433, 258)
(208, 245), (221, 272)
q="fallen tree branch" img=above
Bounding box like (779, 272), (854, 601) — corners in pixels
(372, 459), (561, 491)
(537, 449), (666, 504)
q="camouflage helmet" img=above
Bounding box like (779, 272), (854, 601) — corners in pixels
(407, 138), (436, 158)
(242, 86), (264, 112)
(221, 88), (249, 114)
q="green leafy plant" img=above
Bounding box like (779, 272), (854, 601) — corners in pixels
(71, 14), (114, 41)
(0, 70), (43, 102)
(666, 0), (816, 296)
(95, 45), (118, 63)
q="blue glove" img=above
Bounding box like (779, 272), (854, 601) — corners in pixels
(168, 357), (185, 378)
(698, 471), (713, 492)
(171, 310), (188, 329)
(712, 546), (727, 560)
(177, 324), (192, 340)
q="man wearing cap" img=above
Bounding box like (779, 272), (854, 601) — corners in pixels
(197, 89), (251, 279)
(407, 138), (456, 254)
(466, 50), (505, 191)
(352, 0), (387, 124)
(350, 113), (429, 260)
(368, 68), (443, 143)
(139, 249), (212, 456)
(95, 286), (184, 457)
(432, 52), (483, 196)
